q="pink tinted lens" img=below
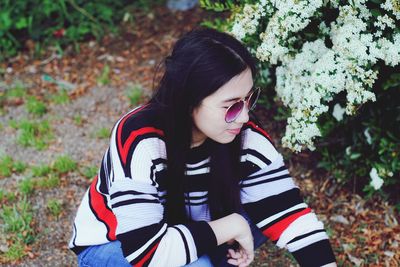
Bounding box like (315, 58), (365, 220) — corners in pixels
(226, 101), (244, 123)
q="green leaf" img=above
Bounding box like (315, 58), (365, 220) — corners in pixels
(0, 11), (12, 31)
(370, 9), (382, 17)
(350, 153), (361, 160)
(15, 17), (28, 30)
(383, 73), (400, 90)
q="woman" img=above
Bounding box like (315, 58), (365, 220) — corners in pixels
(69, 28), (337, 267)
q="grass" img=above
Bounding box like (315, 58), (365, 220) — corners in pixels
(49, 89), (70, 104)
(97, 64), (111, 86)
(0, 189), (17, 202)
(81, 165), (98, 179)
(0, 155), (27, 178)
(8, 119), (18, 129)
(36, 174), (60, 189)
(52, 155), (77, 174)
(95, 127), (110, 139)
(73, 114), (84, 126)
(13, 161), (27, 173)
(0, 82), (27, 117)
(0, 189), (16, 203)
(25, 96), (47, 116)
(47, 199), (62, 218)
(0, 155), (13, 177)
(0, 197), (35, 245)
(126, 83), (143, 105)
(11, 119), (53, 150)
(2, 241), (25, 261)
(5, 82), (27, 99)
(31, 164), (52, 177)
(25, 155), (76, 190)
(19, 178), (35, 195)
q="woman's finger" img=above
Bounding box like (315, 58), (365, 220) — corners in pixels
(227, 256), (245, 266)
(227, 249), (239, 259)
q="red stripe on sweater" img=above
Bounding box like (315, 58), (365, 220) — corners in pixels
(117, 105), (147, 164)
(89, 175), (117, 240)
(262, 208), (312, 241)
(135, 242), (160, 267)
(246, 121), (272, 140)
(120, 127), (164, 165)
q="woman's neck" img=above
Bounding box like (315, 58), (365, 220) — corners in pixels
(191, 126), (207, 148)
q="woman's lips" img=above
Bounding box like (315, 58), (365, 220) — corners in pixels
(227, 128), (241, 135)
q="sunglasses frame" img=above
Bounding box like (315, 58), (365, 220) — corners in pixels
(225, 87), (261, 123)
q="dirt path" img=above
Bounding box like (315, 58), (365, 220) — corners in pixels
(0, 5), (399, 267)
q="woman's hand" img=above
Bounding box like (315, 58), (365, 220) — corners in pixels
(208, 213), (254, 266)
(226, 248), (253, 267)
(230, 218), (254, 266)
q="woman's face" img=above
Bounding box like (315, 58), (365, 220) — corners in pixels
(191, 68), (253, 147)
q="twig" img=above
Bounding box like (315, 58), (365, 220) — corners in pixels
(67, 0), (100, 25)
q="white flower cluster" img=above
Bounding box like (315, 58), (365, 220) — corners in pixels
(332, 104), (346, 121)
(369, 167), (384, 190)
(231, 2), (268, 40)
(381, 0), (400, 20)
(257, 0), (323, 64)
(230, 0), (400, 152)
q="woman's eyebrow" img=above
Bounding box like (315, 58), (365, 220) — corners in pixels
(222, 87), (253, 103)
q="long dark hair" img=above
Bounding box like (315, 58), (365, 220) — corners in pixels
(148, 28), (257, 224)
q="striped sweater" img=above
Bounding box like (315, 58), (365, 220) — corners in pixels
(69, 104), (336, 266)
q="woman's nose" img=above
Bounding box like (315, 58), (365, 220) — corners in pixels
(235, 104), (250, 124)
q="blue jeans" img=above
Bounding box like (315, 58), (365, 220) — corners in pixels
(77, 214), (267, 267)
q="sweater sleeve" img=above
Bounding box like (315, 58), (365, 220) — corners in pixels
(109, 120), (217, 267)
(239, 121), (336, 266)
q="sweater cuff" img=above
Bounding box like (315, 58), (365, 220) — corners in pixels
(291, 239), (336, 267)
(186, 221), (217, 257)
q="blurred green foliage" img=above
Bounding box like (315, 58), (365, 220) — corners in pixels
(0, 0), (165, 60)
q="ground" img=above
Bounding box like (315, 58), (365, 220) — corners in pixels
(0, 5), (399, 267)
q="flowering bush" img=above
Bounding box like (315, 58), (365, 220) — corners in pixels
(201, 0), (399, 199)
(230, 0), (399, 151)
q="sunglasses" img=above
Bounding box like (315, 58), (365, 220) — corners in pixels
(225, 87), (260, 123)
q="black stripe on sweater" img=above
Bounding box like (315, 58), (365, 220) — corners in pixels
(172, 226), (191, 264)
(186, 162), (210, 171)
(150, 158), (167, 186)
(242, 188), (303, 223)
(287, 229), (326, 244)
(291, 239), (336, 267)
(242, 148), (272, 166)
(111, 198), (160, 208)
(240, 174), (292, 188)
(124, 133), (165, 178)
(243, 166), (287, 181)
(110, 190), (158, 199)
(118, 223), (165, 265)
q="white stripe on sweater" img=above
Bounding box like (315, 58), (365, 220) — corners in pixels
(287, 231), (329, 252)
(185, 167), (210, 175)
(186, 158), (210, 168)
(241, 178), (298, 204)
(276, 213), (325, 249)
(242, 168), (289, 185)
(126, 223), (167, 262)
